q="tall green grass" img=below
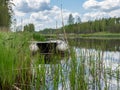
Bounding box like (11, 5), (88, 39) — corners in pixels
(0, 32), (119, 90)
(0, 32), (43, 89)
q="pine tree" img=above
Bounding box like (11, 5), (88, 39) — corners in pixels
(67, 14), (74, 25)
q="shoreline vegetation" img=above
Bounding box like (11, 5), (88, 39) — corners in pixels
(41, 32), (120, 40)
(40, 17), (120, 39)
(0, 1), (120, 89)
(0, 31), (120, 90)
(0, 32), (46, 90)
(79, 32), (120, 38)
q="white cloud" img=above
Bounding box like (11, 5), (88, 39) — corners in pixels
(108, 9), (120, 17)
(83, 0), (99, 10)
(12, 0), (80, 31)
(26, 0), (50, 9)
(13, 0), (50, 13)
(82, 0), (120, 22)
(14, 10), (26, 17)
(28, 6), (80, 31)
(83, 0), (120, 12)
(82, 11), (108, 21)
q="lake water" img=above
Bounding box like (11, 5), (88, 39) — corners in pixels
(70, 38), (120, 90)
(37, 38), (120, 90)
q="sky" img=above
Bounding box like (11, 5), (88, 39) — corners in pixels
(12, 0), (120, 31)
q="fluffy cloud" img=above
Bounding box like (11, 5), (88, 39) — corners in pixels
(82, 0), (120, 22)
(108, 9), (120, 17)
(28, 6), (80, 30)
(13, 0), (50, 13)
(83, 0), (120, 12)
(82, 11), (108, 21)
(83, 0), (99, 10)
(12, 0), (80, 31)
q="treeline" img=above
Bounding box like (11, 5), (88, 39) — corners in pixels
(23, 23), (35, 32)
(40, 17), (120, 34)
(0, 0), (13, 28)
(64, 17), (120, 33)
(40, 28), (57, 34)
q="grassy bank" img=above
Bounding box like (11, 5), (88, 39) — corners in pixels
(79, 32), (120, 39)
(0, 32), (45, 89)
(0, 31), (119, 90)
(41, 32), (120, 39)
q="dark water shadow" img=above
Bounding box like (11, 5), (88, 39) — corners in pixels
(69, 38), (120, 51)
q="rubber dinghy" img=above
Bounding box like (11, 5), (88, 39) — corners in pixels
(56, 40), (69, 52)
(29, 40), (69, 54)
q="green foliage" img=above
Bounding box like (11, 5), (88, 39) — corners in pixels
(0, 32), (32, 89)
(67, 14), (74, 25)
(0, 31), (119, 89)
(0, 0), (13, 28)
(0, 32), (46, 89)
(32, 32), (46, 41)
(24, 23), (35, 32)
(40, 17), (120, 34)
(40, 28), (56, 34)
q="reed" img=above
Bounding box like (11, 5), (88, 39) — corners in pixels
(0, 32), (119, 90)
(0, 32), (35, 89)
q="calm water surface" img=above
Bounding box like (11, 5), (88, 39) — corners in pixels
(38, 38), (120, 90)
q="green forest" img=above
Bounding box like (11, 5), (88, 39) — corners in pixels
(40, 17), (120, 34)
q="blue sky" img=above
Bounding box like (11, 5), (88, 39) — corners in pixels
(12, 0), (120, 31)
(50, 0), (85, 13)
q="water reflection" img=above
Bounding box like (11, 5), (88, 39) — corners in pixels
(70, 38), (120, 90)
(69, 38), (120, 51)
(75, 48), (120, 90)
(37, 57), (71, 90)
(35, 38), (120, 90)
